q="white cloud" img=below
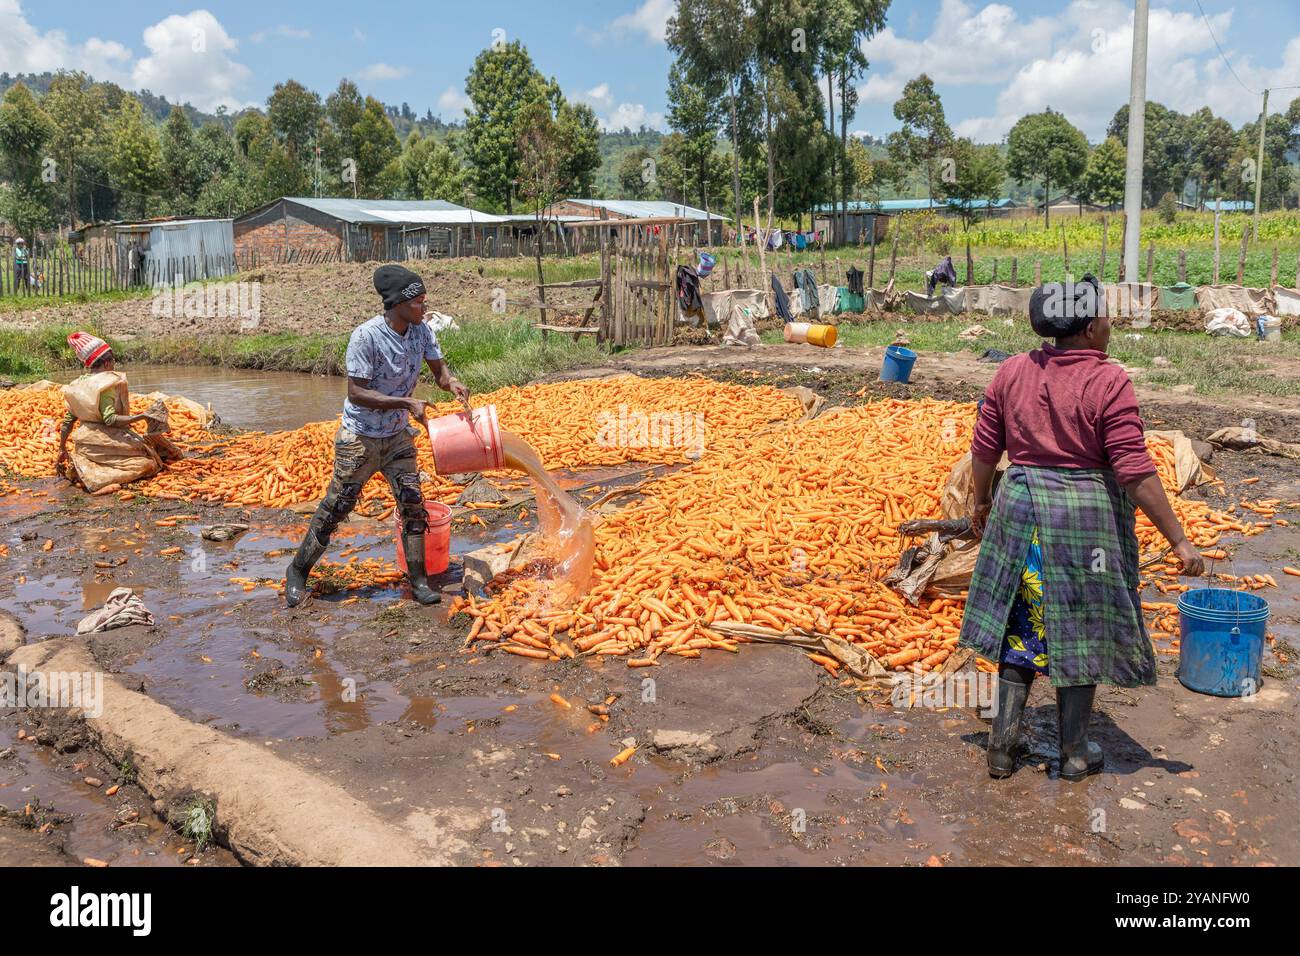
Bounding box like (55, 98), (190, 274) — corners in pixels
(580, 83), (615, 109)
(606, 0), (674, 43)
(437, 85), (471, 116)
(131, 11), (254, 113)
(0, 0), (132, 82)
(860, 0), (1300, 143)
(0, 4), (253, 113)
(861, 0), (1058, 94)
(353, 27), (367, 42)
(249, 25), (311, 44)
(603, 102), (666, 131)
(357, 63), (410, 81)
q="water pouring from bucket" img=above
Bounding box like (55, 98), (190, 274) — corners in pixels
(425, 404), (595, 604)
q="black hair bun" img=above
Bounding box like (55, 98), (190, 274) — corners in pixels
(1029, 274), (1103, 338)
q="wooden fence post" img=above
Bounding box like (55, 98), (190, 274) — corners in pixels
(1099, 216), (1108, 281)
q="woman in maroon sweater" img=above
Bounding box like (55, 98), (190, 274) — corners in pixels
(959, 275), (1204, 782)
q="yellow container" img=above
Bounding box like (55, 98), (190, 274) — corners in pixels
(806, 324), (838, 348)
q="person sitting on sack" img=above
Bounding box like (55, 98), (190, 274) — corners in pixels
(958, 275), (1205, 782)
(57, 333), (183, 493)
(284, 265), (471, 609)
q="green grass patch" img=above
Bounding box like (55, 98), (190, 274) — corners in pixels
(0, 288), (150, 315)
(0, 323), (109, 380)
(0, 316), (609, 395)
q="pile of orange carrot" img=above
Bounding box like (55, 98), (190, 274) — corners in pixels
(0, 377), (804, 512)
(456, 407), (1253, 676)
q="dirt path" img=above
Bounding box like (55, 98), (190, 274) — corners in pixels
(1, 369), (1297, 867)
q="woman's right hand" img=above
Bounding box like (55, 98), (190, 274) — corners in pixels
(970, 498), (993, 540)
(1174, 538), (1206, 577)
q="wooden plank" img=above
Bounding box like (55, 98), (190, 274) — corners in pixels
(538, 279), (604, 289)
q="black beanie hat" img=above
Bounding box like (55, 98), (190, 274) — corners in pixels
(1029, 274), (1104, 338)
(374, 265), (427, 310)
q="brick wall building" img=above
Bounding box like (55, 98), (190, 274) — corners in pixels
(234, 198), (516, 263)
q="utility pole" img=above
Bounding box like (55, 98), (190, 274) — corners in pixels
(1252, 88), (1268, 242)
(1123, 0), (1149, 305)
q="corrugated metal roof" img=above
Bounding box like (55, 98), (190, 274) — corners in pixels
(282, 197), (513, 225)
(815, 198), (1018, 213)
(562, 199), (728, 221)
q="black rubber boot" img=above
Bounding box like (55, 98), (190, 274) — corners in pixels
(285, 528), (328, 609)
(1057, 685), (1104, 781)
(987, 664), (1034, 779)
(401, 532), (442, 606)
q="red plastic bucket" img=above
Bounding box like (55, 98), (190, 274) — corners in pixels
(426, 405), (504, 475)
(394, 501), (453, 576)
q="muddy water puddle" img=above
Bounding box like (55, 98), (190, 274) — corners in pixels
(55, 365), (346, 432)
(0, 724), (236, 867)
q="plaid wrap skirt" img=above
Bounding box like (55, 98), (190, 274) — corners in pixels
(958, 465), (1157, 688)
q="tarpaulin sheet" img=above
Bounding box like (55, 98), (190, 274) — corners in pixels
(905, 288), (967, 315)
(1273, 287), (1300, 317)
(1104, 283), (1160, 319)
(965, 284), (1033, 316)
(817, 285), (840, 316)
(1196, 285), (1272, 317)
(1161, 283), (1197, 310)
(699, 289), (770, 328)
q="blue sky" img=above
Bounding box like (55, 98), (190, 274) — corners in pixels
(3, 0), (1298, 141)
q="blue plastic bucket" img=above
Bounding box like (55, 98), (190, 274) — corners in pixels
(880, 346), (918, 383)
(1176, 588), (1269, 697)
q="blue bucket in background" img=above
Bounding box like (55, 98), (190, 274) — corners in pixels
(880, 346), (918, 383)
(1176, 588), (1270, 697)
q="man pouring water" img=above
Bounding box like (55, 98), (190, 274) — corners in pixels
(284, 265), (470, 608)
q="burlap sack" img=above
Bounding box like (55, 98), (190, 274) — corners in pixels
(68, 422), (161, 492)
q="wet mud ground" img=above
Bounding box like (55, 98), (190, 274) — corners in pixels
(1, 358), (1298, 867)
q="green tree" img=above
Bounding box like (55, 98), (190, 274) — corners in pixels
(1186, 107), (1234, 206)
(1108, 102), (1190, 206)
(1156, 191), (1178, 223)
(845, 136), (876, 201)
(0, 82), (57, 239)
(666, 63), (722, 218)
(351, 96), (401, 198)
(268, 79), (322, 163)
(886, 74), (952, 204)
(398, 131), (468, 202)
(659, 133), (730, 209)
(160, 106), (201, 214)
(105, 98), (164, 219)
(938, 137), (1004, 231)
(618, 146), (656, 199)
(667, 0), (756, 229)
(42, 72), (106, 228)
(1006, 108), (1088, 227)
(463, 40), (551, 213)
(1078, 136), (1126, 209)
(556, 99), (601, 197)
(817, 0), (889, 243)
(325, 79), (365, 185)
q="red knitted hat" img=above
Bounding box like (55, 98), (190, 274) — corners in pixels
(68, 331), (111, 368)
